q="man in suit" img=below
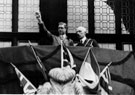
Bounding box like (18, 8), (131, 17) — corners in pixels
(76, 26), (99, 47)
(35, 12), (73, 46)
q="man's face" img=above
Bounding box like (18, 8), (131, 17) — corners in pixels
(76, 29), (86, 39)
(58, 24), (66, 35)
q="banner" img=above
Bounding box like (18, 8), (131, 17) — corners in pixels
(0, 45), (134, 93)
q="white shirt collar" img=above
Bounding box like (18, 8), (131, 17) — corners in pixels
(80, 36), (87, 43)
(59, 34), (67, 40)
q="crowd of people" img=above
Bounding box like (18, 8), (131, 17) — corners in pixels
(35, 11), (99, 48)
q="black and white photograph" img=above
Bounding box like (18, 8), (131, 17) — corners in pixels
(0, 0), (135, 94)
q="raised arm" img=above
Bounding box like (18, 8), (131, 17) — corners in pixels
(35, 11), (52, 36)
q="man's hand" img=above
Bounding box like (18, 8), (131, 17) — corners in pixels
(35, 11), (43, 23)
(35, 11), (49, 32)
(35, 11), (40, 19)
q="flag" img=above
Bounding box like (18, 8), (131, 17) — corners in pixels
(77, 48), (100, 92)
(10, 63), (37, 94)
(63, 46), (76, 68)
(60, 41), (75, 68)
(100, 65), (112, 95)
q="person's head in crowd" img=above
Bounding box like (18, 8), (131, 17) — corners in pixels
(58, 22), (67, 35)
(76, 26), (87, 39)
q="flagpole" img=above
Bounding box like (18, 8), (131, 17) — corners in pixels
(10, 62), (16, 68)
(28, 40), (48, 81)
(82, 47), (91, 65)
(100, 62), (112, 77)
(61, 40), (63, 68)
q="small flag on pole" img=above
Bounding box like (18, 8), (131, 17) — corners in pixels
(100, 62), (113, 95)
(60, 41), (75, 68)
(63, 47), (76, 68)
(10, 63), (37, 94)
(77, 48), (100, 92)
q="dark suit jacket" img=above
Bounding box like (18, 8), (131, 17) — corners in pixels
(38, 23), (73, 46)
(77, 38), (99, 47)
